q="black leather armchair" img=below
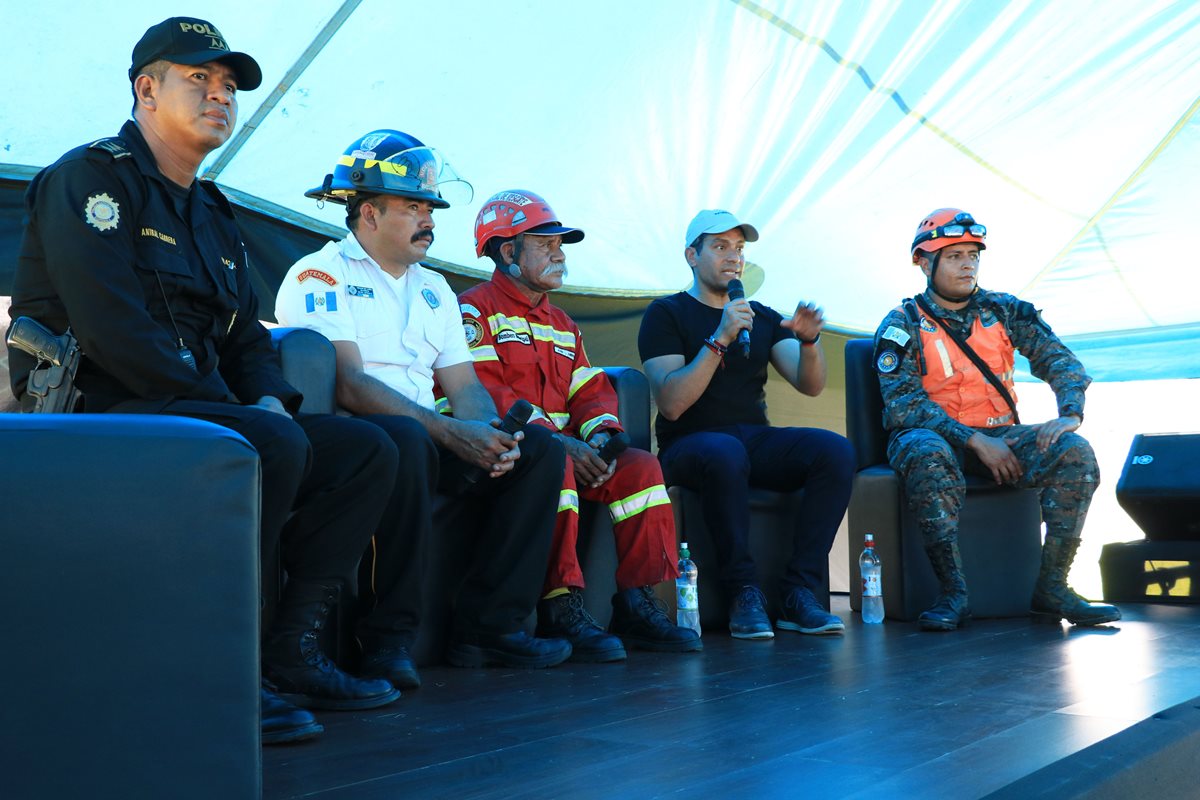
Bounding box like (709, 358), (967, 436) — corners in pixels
(843, 338), (1043, 620)
(1, 413), (261, 800)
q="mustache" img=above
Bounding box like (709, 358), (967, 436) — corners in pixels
(411, 230), (435, 245)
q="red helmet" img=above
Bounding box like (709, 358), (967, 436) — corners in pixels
(911, 208), (987, 263)
(473, 190), (584, 258)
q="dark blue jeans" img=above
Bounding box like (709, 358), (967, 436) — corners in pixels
(660, 424), (855, 599)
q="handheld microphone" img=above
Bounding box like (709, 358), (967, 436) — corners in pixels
(461, 399), (534, 488)
(596, 431), (631, 465)
(727, 279), (750, 358)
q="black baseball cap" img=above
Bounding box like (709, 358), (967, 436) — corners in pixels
(129, 17), (262, 91)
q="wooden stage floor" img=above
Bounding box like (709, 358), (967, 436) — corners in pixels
(264, 597), (1200, 799)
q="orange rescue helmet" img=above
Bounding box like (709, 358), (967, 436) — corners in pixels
(911, 208), (987, 264)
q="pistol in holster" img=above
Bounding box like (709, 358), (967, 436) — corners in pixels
(5, 316), (82, 413)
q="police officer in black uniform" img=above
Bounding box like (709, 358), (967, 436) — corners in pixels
(7, 17), (403, 744)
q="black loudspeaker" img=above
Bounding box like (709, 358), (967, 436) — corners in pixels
(1100, 540), (1200, 603)
(1116, 432), (1200, 542)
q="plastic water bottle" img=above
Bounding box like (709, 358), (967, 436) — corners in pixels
(860, 533), (884, 624)
(676, 542), (701, 636)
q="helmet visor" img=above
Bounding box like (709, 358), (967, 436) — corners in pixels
(373, 146), (474, 207)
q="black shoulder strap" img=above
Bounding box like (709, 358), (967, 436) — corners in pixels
(914, 294), (1020, 424)
(84, 137), (148, 213)
(901, 298), (927, 375)
(87, 137), (133, 160)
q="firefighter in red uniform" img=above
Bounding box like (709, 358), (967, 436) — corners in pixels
(450, 190), (702, 660)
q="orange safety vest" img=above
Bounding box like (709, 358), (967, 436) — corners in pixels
(918, 313), (1017, 428)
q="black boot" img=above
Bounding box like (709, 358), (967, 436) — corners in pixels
(919, 539), (971, 632)
(359, 642), (421, 690)
(261, 681), (323, 745)
(537, 589), (626, 663)
(1031, 536), (1121, 625)
(263, 580), (401, 710)
(610, 586), (703, 652)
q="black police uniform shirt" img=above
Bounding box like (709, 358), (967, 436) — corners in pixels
(638, 291), (793, 452)
(9, 119), (299, 412)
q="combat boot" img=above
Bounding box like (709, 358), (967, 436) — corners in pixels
(609, 586), (702, 652)
(918, 539), (971, 631)
(263, 580), (401, 711)
(537, 589), (627, 662)
(1031, 535), (1121, 625)
(261, 681), (323, 745)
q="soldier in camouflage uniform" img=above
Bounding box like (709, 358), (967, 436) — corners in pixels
(873, 208), (1120, 631)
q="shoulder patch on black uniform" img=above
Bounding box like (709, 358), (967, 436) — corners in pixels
(87, 138), (132, 160)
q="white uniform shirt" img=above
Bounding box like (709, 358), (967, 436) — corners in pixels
(274, 232), (470, 410)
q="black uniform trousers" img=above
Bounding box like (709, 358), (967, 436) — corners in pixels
(109, 399), (399, 598)
(354, 416), (565, 640)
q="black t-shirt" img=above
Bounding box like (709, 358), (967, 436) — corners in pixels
(638, 291), (793, 451)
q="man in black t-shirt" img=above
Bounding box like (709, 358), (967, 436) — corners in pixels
(638, 210), (855, 640)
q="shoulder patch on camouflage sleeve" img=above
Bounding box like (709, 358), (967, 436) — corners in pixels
(881, 325), (910, 347)
(873, 338), (906, 374)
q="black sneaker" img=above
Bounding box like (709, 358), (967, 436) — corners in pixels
(777, 586), (845, 635)
(729, 585), (774, 640)
(447, 629), (572, 668)
(537, 589), (627, 662)
(610, 586), (702, 653)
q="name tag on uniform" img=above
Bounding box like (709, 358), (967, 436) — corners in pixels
(347, 284), (375, 298)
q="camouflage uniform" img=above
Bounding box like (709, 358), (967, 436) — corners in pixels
(873, 287), (1098, 546)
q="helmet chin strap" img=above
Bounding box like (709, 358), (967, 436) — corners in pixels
(926, 251), (975, 304)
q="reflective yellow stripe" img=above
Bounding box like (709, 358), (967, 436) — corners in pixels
(568, 366), (604, 400)
(336, 154), (409, 177)
(434, 396), (452, 415)
(529, 321), (575, 347)
(608, 485), (670, 523)
(558, 488), (579, 514)
(548, 412), (570, 430)
(487, 312), (531, 335)
(580, 414), (619, 441)
(470, 345), (499, 363)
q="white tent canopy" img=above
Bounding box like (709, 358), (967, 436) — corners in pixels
(4, 0), (1199, 379)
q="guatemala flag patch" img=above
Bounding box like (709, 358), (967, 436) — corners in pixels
(305, 291), (338, 313)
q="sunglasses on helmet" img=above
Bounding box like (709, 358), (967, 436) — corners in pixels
(912, 212), (986, 248)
